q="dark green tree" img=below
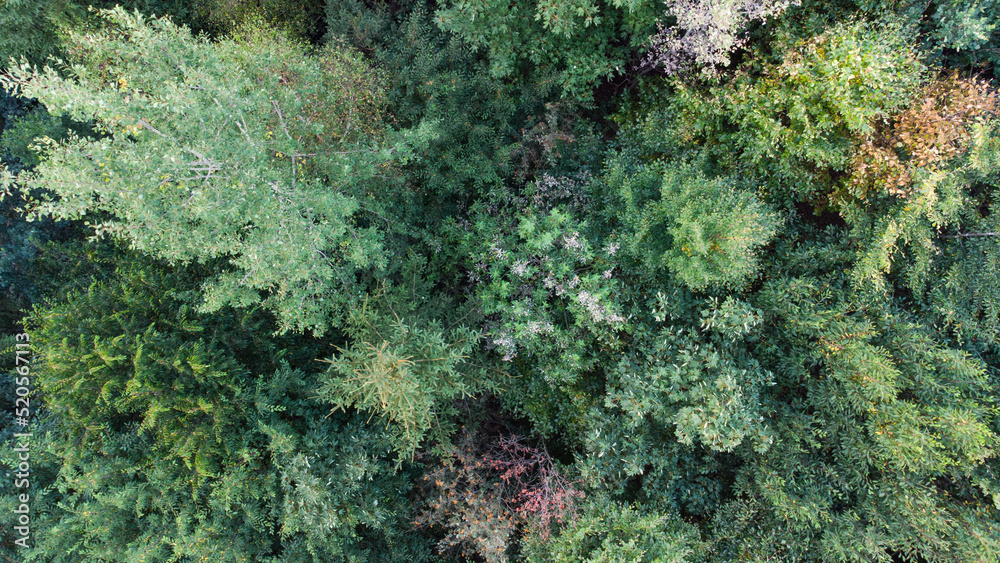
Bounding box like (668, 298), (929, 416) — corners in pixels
(20, 249), (432, 562)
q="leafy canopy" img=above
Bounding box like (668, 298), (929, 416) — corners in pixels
(0, 7), (436, 335)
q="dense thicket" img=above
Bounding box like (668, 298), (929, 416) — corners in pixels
(2, 0), (1000, 561)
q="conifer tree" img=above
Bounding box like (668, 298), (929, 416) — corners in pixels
(22, 248), (432, 561)
(0, 7), (437, 335)
(2, 0), (1000, 559)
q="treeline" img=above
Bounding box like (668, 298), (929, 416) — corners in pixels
(1, 0), (999, 561)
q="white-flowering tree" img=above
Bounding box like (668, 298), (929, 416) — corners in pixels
(643, 0), (800, 73)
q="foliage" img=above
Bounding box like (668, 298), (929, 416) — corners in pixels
(521, 495), (705, 563)
(318, 284), (489, 460)
(612, 160), (780, 290)
(0, 90), (87, 328)
(930, 208), (1000, 344)
(927, 0), (1000, 73)
(840, 87), (1000, 297)
(0, 0), (76, 70)
(432, 0), (664, 100)
(452, 198), (626, 436)
(19, 249), (432, 561)
(327, 2), (559, 204)
(643, 0), (800, 74)
(415, 429), (583, 562)
(1, 101), (93, 169)
(847, 73), (998, 200)
(190, 0), (327, 41)
(664, 18), (925, 203)
(615, 293), (774, 454)
(733, 255), (1000, 560)
(3, 0), (1000, 559)
(0, 0), (325, 73)
(1, 8), (436, 335)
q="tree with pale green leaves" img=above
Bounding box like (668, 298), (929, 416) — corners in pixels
(1, 7), (437, 335)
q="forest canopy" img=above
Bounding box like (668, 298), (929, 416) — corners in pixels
(1, 0), (1000, 561)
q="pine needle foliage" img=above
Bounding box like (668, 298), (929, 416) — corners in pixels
(3, 0), (1000, 559)
(0, 7), (437, 335)
(22, 250), (434, 561)
(614, 160), (780, 291)
(318, 285), (489, 461)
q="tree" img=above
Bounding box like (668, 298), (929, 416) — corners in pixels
(21, 248), (432, 561)
(611, 160), (779, 291)
(432, 0), (665, 100)
(521, 495), (705, 563)
(0, 0), (325, 72)
(642, 0), (800, 75)
(3, 0), (1000, 558)
(1, 7), (437, 335)
(317, 282), (490, 460)
(732, 250), (1000, 561)
(661, 18), (924, 203)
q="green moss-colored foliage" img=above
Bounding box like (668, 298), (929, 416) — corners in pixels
(0, 0), (325, 74)
(0, 0), (76, 70)
(432, 0), (664, 100)
(735, 248), (1000, 560)
(454, 200), (626, 436)
(3, 0), (1000, 559)
(522, 496), (705, 562)
(19, 250), (432, 561)
(327, 1), (556, 201)
(318, 284), (490, 460)
(189, 0), (327, 42)
(664, 19), (925, 203)
(929, 0), (1000, 57)
(931, 208), (1000, 344)
(1, 8), (437, 335)
(1, 104), (93, 169)
(612, 160), (779, 290)
(365, 6), (519, 200)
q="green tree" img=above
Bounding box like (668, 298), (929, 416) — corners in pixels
(1, 7), (437, 335)
(21, 248), (432, 561)
(731, 248), (1000, 561)
(0, 0), (325, 73)
(522, 497), (705, 562)
(660, 18), (924, 204)
(611, 160), (779, 291)
(317, 281), (490, 460)
(432, 0), (664, 100)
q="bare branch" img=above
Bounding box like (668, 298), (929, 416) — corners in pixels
(942, 232), (1000, 238)
(136, 118), (168, 138)
(272, 100), (293, 140)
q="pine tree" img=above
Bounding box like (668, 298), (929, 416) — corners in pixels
(0, 7), (437, 335)
(317, 284), (489, 460)
(22, 248), (434, 561)
(614, 160), (779, 291)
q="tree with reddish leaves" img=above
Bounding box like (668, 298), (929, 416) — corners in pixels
(415, 430), (583, 562)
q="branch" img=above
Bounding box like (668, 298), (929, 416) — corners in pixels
(136, 118), (168, 138)
(942, 232), (1000, 238)
(272, 100), (293, 140)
